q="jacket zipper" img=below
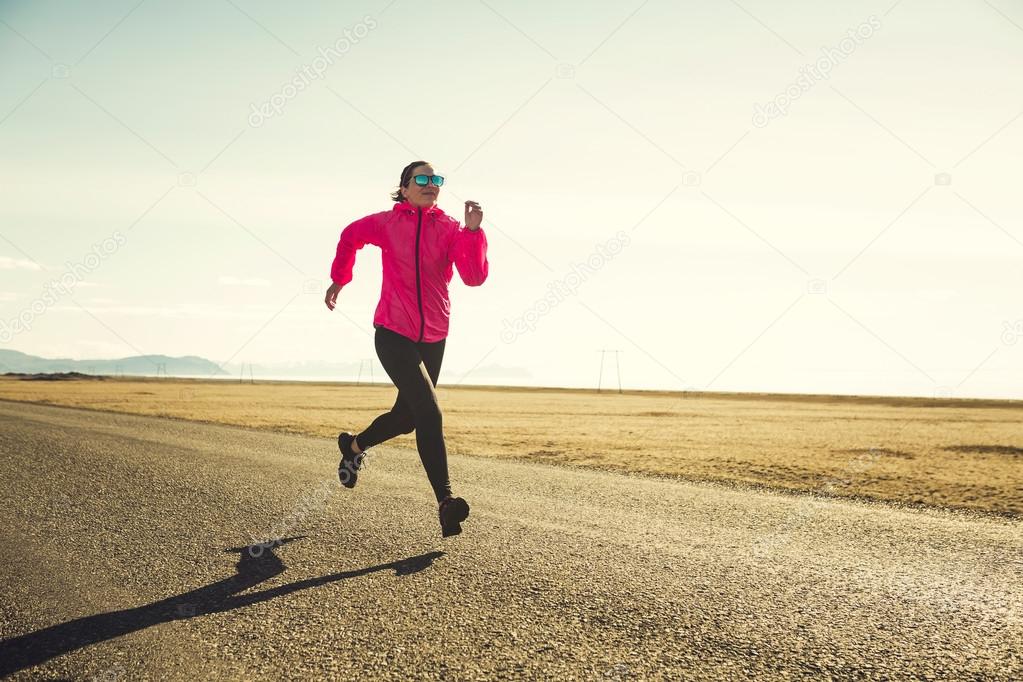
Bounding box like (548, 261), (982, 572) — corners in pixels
(414, 208), (425, 342)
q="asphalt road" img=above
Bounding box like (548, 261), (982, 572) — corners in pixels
(0, 400), (1020, 680)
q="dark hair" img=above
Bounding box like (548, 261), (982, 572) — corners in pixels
(390, 160), (431, 202)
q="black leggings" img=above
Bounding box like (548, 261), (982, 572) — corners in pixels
(355, 325), (451, 502)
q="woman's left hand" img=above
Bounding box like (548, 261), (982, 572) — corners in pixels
(464, 200), (483, 231)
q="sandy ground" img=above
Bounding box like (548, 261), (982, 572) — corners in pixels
(0, 375), (1020, 516)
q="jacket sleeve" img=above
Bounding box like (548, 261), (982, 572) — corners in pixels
(448, 225), (489, 286)
(330, 213), (382, 287)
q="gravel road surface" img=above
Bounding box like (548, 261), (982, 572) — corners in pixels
(1, 400), (1020, 680)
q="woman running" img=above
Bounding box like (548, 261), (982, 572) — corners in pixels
(324, 160), (489, 537)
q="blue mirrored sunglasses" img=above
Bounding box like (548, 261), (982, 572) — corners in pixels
(413, 174), (445, 187)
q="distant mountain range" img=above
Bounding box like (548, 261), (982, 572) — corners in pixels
(0, 350), (534, 383)
(0, 350), (229, 377)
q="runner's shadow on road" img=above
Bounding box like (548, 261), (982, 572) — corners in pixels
(0, 536), (444, 676)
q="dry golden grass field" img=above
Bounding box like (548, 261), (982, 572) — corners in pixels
(2, 375), (1020, 516)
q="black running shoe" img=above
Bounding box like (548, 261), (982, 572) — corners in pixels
(337, 432), (363, 488)
(438, 496), (470, 537)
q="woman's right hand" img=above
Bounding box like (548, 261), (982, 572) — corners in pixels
(324, 282), (342, 311)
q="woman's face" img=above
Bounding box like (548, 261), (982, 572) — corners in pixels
(401, 164), (440, 208)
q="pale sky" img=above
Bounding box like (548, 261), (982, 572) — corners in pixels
(1, 0), (1021, 398)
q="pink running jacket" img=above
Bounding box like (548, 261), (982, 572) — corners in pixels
(330, 200), (489, 343)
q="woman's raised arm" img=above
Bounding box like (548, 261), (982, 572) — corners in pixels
(326, 213), (382, 310)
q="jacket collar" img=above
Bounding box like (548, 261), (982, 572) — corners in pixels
(393, 200), (445, 217)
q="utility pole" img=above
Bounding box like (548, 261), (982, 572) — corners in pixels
(596, 349), (623, 393)
(356, 359), (374, 385)
(239, 363), (254, 384)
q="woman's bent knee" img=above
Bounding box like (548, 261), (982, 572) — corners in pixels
(410, 399), (442, 426)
